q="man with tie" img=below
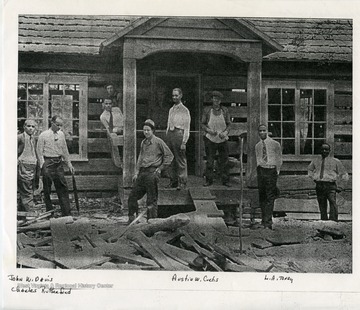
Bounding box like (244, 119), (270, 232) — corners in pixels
(254, 124), (282, 230)
(308, 143), (349, 221)
(100, 98), (124, 135)
(18, 119), (40, 211)
(166, 88), (191, 190)
(37, 116), (75, 216)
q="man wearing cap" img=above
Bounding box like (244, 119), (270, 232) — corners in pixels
(18, 119), (40, 211)
(308, 143), (349, 221)
(254, 124), (282, 230)
(128, 119), (174, 223)
(106, 83), (122, 111)
(166, 88), (191, 190)
(37, 115), (75, 216)
(202, 91), (232, 187)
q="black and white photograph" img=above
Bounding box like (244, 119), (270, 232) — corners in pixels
(2, 0), (360, 309)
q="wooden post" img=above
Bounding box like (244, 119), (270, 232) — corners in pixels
(246, 62), (262, 187)
(123, 58), (137, 188)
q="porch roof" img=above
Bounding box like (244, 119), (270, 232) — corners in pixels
(19, 15), (352, 63)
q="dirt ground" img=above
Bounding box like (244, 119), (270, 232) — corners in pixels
(30, 195), (352, 274)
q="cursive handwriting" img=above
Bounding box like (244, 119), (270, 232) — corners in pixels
(264, 274), (294, 284)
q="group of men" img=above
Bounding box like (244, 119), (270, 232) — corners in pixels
(18, 83), (349, 228)
(18, 116), (74, 217)
(254, 124), (349, 229)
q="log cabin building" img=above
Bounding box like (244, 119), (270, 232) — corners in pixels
(18, 16), (352, 211)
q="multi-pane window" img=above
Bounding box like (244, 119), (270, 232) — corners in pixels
(17, 74), (88, 160)
(266, 82), (330, 156)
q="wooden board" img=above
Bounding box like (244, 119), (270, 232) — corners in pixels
(188, 187), (215, 200)
(285, 213), (352, 221)
(127, 231), (188, 271)
(274, 198), (351, 214)
(50, 217), (107, 269)
(192, 201), (224, 217)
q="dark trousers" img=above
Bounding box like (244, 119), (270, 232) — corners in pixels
(18, 161), (37, 211)
(204, 137), (229, 183)
(167, 129), (187, 186)
(315, 181), (338, 221)
(257, 166), (278, 227)
(42, 157), (71, 216)
(128, 167), (159, 219)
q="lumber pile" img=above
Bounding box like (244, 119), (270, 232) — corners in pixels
(16, 212), (275, 272)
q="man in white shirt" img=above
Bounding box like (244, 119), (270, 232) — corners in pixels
(308, 143), (349, 221)
(254, 124), (282, 230)
(166, 88), (191, 190)
(100, 98), (124, 135)
(18, 119), (39, 211)
(37, 116), (75, 216)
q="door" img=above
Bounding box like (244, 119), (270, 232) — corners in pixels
(151, 72), (201, 176)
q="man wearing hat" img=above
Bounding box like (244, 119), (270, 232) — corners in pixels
(201, 91), (232, 187)
(128, 119), (174, 223)
(18, 119), (40, 211)
(106, 83), (122, 112)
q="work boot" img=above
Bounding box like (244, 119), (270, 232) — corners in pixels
(165, 182), (178, 189)
(177, 183), (187, 191)
(203, 179), (213, 187)
(127, 215), (135, 225)
(147, 206), (158, 220)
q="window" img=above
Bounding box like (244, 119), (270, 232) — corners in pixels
(265, 81), (331, 156)
(18, 74), (88, 160)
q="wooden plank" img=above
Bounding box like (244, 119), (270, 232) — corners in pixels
(51, 217), (107, 269)
(286, 213), (352, 221)
(156, 242), (199, 266)
(227, 106), (247, 118)
(203, 76), (247, 90)
(334, 125), (352, 135)
(34, 249), (55, 262)
(334, 94), (352, 107)
(160, 18), (230, 30)
(334, 109), (352, 125)
(158, 189), (193, 206)
(192, 201), (224, 217)
(228, 122), (247, 136)
(127, 231), (186, 270)
(73, 158), (117, 173)
(334, 81), (352, 92)
(18, 257), (56, 269)
(88, 120), (106, 132)
(334, 142), (352, 155)
(64, 175), (119, 191)
(274, 198), (351, 214)
(188, 187), (215, 200)
(146, 26), (241, 40)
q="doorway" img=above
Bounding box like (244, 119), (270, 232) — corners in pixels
(151, 72), (201, 176)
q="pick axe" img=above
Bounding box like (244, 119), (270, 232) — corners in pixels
(72, 173), (80, 215)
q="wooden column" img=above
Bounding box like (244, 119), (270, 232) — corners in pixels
(246, 62), (262, 187)
(123, 58), (137, 188)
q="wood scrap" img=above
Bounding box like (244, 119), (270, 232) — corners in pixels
(127, 231), (189, 271)
(17, 220), (51, 233)
(18, 210), (55, 227)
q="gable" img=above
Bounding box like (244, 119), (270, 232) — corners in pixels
(129, 18), (253, 40)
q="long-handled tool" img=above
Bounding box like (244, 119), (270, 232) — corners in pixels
(72, 173), (80, 215)
(117, 209), (147, 239)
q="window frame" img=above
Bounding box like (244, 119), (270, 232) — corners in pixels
(18, 73), (88, 161)
(262, 79), (334, 160)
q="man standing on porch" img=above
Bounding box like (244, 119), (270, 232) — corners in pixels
(308, 143), (349, 221)
(105, 83), (122, 112)
(254, 124), (282, 230)
(128, 119), (173, 223)
(202, 91), (232, 187)
(37, 115), (75, 217)
(166, 88), (191, 190)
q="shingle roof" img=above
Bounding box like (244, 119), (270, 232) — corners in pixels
(18, 15), (136, 54)
(19, 16), (352, 63)
(245, 18), (352, 62)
